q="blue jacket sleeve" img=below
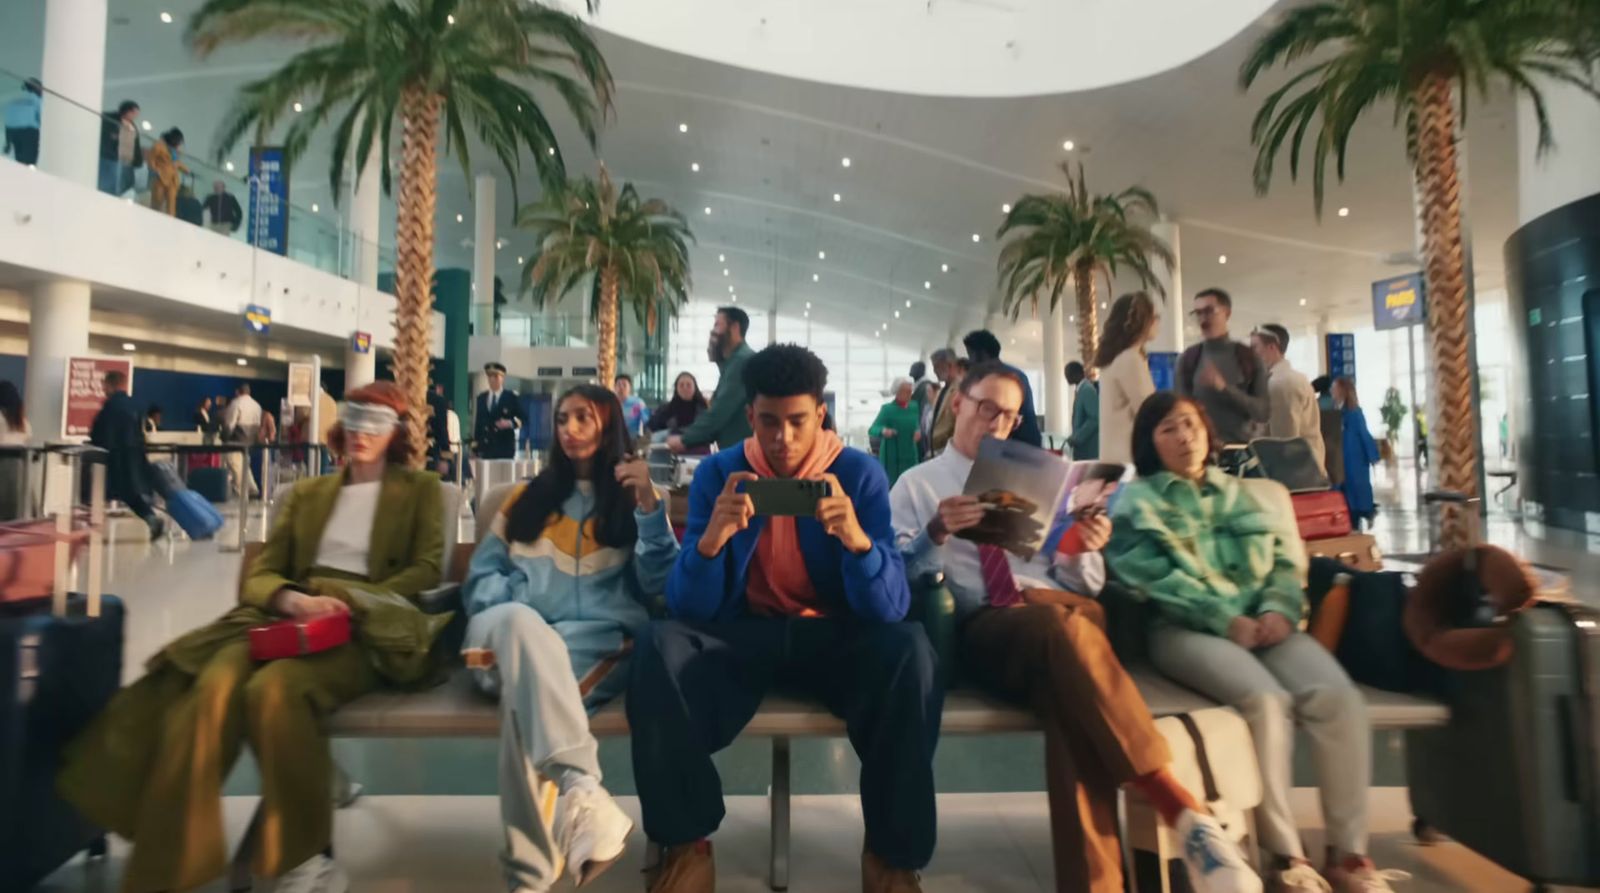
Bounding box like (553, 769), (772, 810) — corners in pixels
(462, 531), (526, 616)
(666, 457), (732, 620)
(630, 498), (681, 601)
(840, 460), (910, 622)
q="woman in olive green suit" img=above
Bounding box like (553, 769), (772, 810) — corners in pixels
(868, 377), (923, 486)
(59, 381), (448, 893)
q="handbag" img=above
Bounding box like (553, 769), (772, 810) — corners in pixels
(1153, 707), (1262, 841)
(248, 612), (351, 661)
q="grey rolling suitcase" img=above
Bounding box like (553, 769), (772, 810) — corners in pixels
(1406, 599), (1600, 889)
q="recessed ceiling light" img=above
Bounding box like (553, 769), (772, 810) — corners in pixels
(812, 273), (820, 282)
(293, 101), (303, 113)
(678, 123), (689, 133)
(224, 161), (234, 172)
(723, 268), (730, 276)
(804, 311), (809, 318)
(310, 203), (319, 213)
(1218, 254), (1228, 264)
(1338, 207), (1350, 217)
(236, 358), (248, 366)
(874, 331), (880, 338)
(495, 239), (505, 250)
(1062, 140), (1075, 151)
(881, 323), (888, 330)
(805, 301), (812, 309)
(841, 157), (851, 168)
(121, 342), (136, 351)
(159, 11), (173, 23)
(1009, 338), (1016, 345)
(971, 233), (981, 243)
(1100, 301), (1107, 309)
(1299, 298), (1308, 306)
(703, 207), (712, 215)
(730, 294), (737, 302)
(456, 213), (464, 223)
(691, 162), (700, 172)
(516, 256), (524, 264)
(446, 13), (455, 24)
(547, 147), (555, 156)
(905, 299), (912, 308)
(1069, 315), (1075, 323)
(832, 193), (842, 202)
(718, 254), (726, 262)
(818, 250), (826, 260)
(940, 263), (949, 273)
(140, 120), (151, 131)
(894, 310), (901, 319)
(923, 281), (931, 290)
(727, 285), (734, 292)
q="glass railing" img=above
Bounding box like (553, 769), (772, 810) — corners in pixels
(0, 65), (396, 293)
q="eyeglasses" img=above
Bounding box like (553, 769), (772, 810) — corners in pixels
(1189, 307), (1219, 318)
(972, 398), (1023, 429)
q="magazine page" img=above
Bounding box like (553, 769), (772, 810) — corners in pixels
(1046, 461), (1127, 556)
(956, 436), (1070, 559)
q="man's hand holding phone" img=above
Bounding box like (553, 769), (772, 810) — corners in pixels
(698, 471), (757, 558)
(928, 494), (985, 546)
(815, 472), (871, 554)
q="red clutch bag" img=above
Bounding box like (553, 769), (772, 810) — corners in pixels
(248, 612), (352, 661)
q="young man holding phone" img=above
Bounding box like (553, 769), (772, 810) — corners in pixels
(629, 344), (940, 893)
(888, 361), (1258, 893)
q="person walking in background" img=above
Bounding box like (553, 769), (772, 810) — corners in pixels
(0, 380), (30, 444)
(647, 371), (708, 441)
(4, 78), (42, 166)
(962, 329), (1041, 447)
(88, 371), (164, 541)
(259, 407), (278, 445)
(223, 382), (263, 497)
(1312, 375), (1335, 411)
(1177, 288), (1268, 445)
(143, 406), (162, 436)
(99, 100), (141, 196)
(146, 128), (187, 216)
(426, 383), (450, 474)
(194, 397), (215, 444)
(1251, 323), (1325, 470)
(868, 376), (922, 487)
(669, 306), (755, 454)
(1333, 378), (1380, 529)
(1065, 361), (1099, 460)
(1094, 291), (1159, 465)
(614, 373), (648, 437)
(474, 362), (523, 460)
(203, 180), (243, 235)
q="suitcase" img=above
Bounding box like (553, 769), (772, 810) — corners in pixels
(1249, 436), (1330, 492)
(166, 488), (224, 540)
(149, 460), (183, 500)
(1304, 532), (1380, 572)
(1292, 490), (1354, 541)
(188, 466), (230, 503)
(1406, 600), (1600, 886)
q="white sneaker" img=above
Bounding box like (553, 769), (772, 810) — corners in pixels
(269, 854), (349, 893)
(553, 783), (633, 887)
(1176, 810), (1263, 893)
(1271, 860), (1334, 893)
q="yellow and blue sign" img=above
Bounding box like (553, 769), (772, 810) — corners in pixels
(350, 331), (372, 354)
(1372, 272), (1425, 330)
(243, 304), (271, 335)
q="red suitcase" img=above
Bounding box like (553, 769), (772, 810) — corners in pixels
(248, 611), (351, 661)
(1292, 490), (1353, 541)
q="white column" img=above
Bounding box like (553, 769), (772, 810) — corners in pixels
(344, 342), (376, 394)
(348, 133), (382, 288)
(767, 305), (777, 346)
(472, 173), (497, 337)
(1518, 67), (1600, 225)
(1150, 220), (1185, 353)
(1041, 299), (1066, 435)
(28, 281), (92, 440)
(39, 0), (107, 187)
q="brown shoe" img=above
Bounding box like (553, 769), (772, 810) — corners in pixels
(862, 848), (922, 893)
(646, 840), (714, 893)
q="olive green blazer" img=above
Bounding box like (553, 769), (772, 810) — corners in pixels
(241, 465), (444, 610)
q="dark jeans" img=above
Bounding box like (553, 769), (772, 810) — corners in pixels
(628, 616), (943, 869)
(5, 127), (38, 165)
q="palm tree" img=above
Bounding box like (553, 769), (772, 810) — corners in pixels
(188, 0), (613, 465)
(1242, 0), (1600, 549)
(996, 163), (1173, 364)
(518, 166), (693, 388)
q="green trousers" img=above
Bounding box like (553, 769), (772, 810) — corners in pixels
(59, 637), (378, 893)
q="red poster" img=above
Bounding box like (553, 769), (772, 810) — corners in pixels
(61, 356), (134, 438)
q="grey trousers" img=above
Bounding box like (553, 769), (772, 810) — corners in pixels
(1147, 626), (1370, 860)
(466, 602), (623, 893)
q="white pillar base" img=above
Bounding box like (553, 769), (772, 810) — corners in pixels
(28, 280), (93, 441)
(344, 338), (377, 395)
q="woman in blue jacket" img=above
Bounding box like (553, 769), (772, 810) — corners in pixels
(463, 384), (679, 893)
(1333, 378), (1381, 528)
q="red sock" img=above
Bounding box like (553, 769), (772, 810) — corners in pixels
(1130, 767), (1204, 827)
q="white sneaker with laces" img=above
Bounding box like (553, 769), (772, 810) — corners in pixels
(269, 854), (349, 893)
(1272, 860), (1334, 893)
(553, 783), (633, 887)
(1176, 810), (1263, 893)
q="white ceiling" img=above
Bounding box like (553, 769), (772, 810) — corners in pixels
(0, 0), (1522, 370)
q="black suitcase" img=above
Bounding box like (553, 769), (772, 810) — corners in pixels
(0, 592), (125, 889)
(188, 465), (230, 503)
(1406, 600), (1600, 886)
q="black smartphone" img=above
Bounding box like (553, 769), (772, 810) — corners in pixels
(740, 478), (832, 516)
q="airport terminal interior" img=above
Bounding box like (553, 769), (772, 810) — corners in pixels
(5, 1), (1600, 892)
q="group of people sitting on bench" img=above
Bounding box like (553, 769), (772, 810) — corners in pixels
(57, 346), (1392, 893)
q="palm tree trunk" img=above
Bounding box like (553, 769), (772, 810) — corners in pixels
(1074, 261), (1098, 363)
(393, 85), (441, 469)
(597, 263), (619, 389)
(1412, 72), (1479, 550)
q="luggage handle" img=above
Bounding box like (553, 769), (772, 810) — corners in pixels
(48, 453), (105, 619)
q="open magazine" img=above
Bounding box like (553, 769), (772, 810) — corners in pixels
(955, 436), (1124, 559)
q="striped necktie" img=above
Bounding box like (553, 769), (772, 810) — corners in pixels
(977, 543), (1022, 607)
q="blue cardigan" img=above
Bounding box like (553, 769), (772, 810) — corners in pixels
(667, 444), (910, 623)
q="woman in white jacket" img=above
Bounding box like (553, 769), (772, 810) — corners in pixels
(1094, 291), (1159, 465)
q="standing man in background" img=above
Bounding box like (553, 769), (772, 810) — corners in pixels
(669, 305), (756, 454)
(3, 78), (42, 166)
(927, 353), (964, 455)
(962, 329), (1041, 447)
(223, 382), (262, 497)
(474, 362), (522, 460)
(203, 180), (243, 236)
(90, 371), (164, 541)
(921, 349), (958, 455)
(1250, 323), (1325, 470)
(1177, 288), (1268, 445)
(1065, 361), (1099, 460)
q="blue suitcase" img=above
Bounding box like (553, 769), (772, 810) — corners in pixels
(0, 593), (124, 889)
(166, 488), (223, 540)
(187, 466), (230, 503)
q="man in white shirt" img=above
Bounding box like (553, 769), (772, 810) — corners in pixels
(222, 382), (263, 496)
(1250, 324), (1325, 471)
(889, 360), (1258, 893)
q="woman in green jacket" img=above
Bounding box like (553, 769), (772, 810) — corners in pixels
(867, 377), (922, 486)
(59, 381), (447, 893)
(1105, 392), (1390, 893)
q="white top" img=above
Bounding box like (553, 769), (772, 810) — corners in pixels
(314, 480), (382, 575)
(446, 410), (461, 449)
(889, 446), (1104, 617)
(1098, 347), (1155, 466)
(224, 394), (263, 432)
(0, 416), (30, 445)
(1266, 357), (1326, 470)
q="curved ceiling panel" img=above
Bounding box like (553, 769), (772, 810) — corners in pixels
(590, 0), (1279, 97)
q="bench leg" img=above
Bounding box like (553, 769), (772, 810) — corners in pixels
(229, 799), (263, 893)
(769, 737), (791, 892)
